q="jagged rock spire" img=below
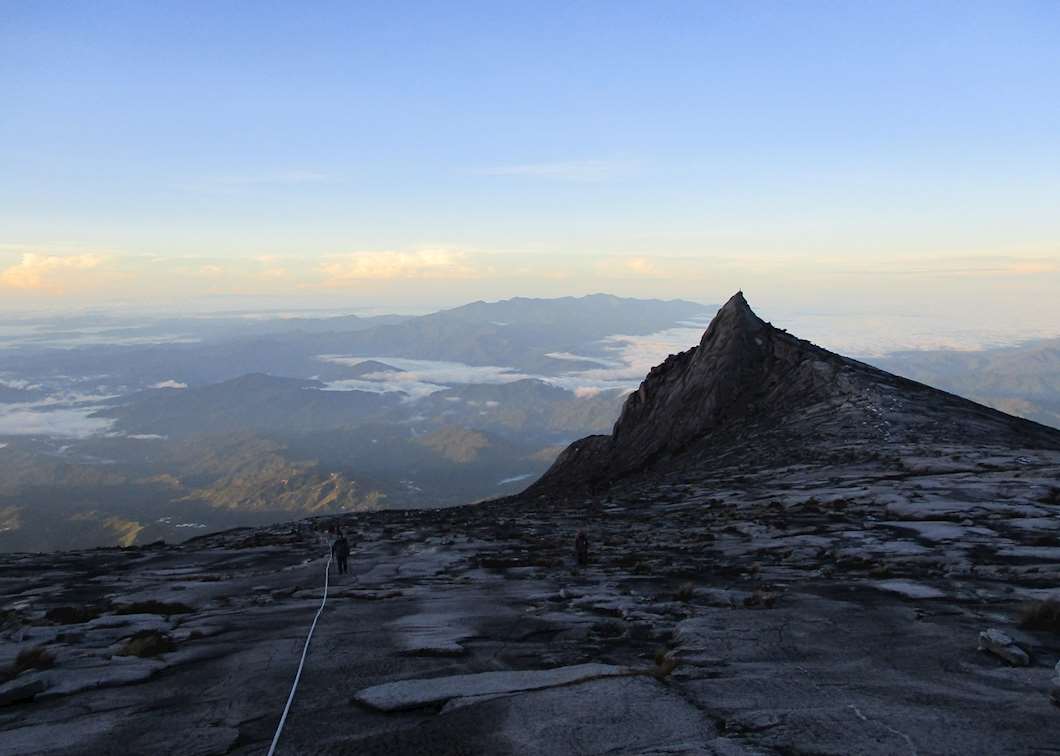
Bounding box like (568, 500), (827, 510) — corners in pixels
(606, 290), (827, 471)
(531, 290), (1060, 494)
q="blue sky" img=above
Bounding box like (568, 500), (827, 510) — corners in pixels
(1, 1), (1058, 322)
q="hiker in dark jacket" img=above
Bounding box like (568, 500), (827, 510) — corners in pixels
(332, 530), (350, 575)
(575, 530), (589, 566)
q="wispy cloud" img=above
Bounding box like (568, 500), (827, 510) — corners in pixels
(483, 159), (637, 182)
(594, 255), (669, 278)
(804, 253), (1060, 278)
(257, 267), (290, 281)
(174, 171), (333, 195)
(193, 171), (331, 188)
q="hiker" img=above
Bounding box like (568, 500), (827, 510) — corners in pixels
(575, 530), (589, 566)
(332, 530), (350, 575)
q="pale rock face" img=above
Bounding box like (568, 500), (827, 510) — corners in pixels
(352, 663), (633, 712)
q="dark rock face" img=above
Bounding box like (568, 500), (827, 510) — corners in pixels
(534, 292), (1060, 491)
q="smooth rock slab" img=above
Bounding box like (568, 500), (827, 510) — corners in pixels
(352, 663), (633, 712)
(36, 656), (167, 699)
(389, 612), (471, 657)
(499, 676), (716, 756)
(0, 677), (48, 707)
(122, 724), (240, 756)
(870, 579), (946, 599)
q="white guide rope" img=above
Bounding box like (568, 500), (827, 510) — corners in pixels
(266, 546), (332, 756)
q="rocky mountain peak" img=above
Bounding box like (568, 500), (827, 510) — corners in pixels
(698, 290), (760, 337)
(532, 291), (1060, 492)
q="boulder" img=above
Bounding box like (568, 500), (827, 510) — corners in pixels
(977, 629), (1029, 666)
(352, 663), (632, 712)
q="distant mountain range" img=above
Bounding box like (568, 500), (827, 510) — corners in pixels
(97, 373), (402, 436)
(0, 294), (709, 552)
(1, 293), (706, 386)
(870, 337), (1060, 429)
(2, 291), (1058, 553)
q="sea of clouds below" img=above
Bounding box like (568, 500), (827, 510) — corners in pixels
(0, 395), (117, 438)
(2, 312), (1057, 441)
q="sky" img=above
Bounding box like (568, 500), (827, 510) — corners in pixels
(1, 1), (1058, 330)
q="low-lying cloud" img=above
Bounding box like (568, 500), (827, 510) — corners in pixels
(317, 346), (684, 399)
(150, 380), (188, 389)
(0, 390), (119, 439)
(319, 356), (534, 399)
(0, 404), (115, 438)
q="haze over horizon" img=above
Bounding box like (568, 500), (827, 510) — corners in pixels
(2, 2), (1058, 337)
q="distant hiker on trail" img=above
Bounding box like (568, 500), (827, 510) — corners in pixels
(575, 530), (589, 566)
(332, 530), (350, 575)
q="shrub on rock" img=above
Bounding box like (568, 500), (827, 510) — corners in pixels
(1, 646), (55, 683)
(45, 606), (102, 624)
(1020, 600), (1060, 634)
(118, 631), (176, 658)
(114, 601), (193, 617)
(675, 582), (695, 602)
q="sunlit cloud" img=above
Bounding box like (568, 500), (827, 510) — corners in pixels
(258, 267), (289, 281)
(182, 171), (331, 190)
(594, 256), (670, 279)
(815, 254), (1060, 278)
(316, 248), (477, 284)
(0, 253), (106, 293)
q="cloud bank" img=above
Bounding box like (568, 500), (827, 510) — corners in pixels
(317, 249), (476, 284)
(0, 253), (106, 293)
